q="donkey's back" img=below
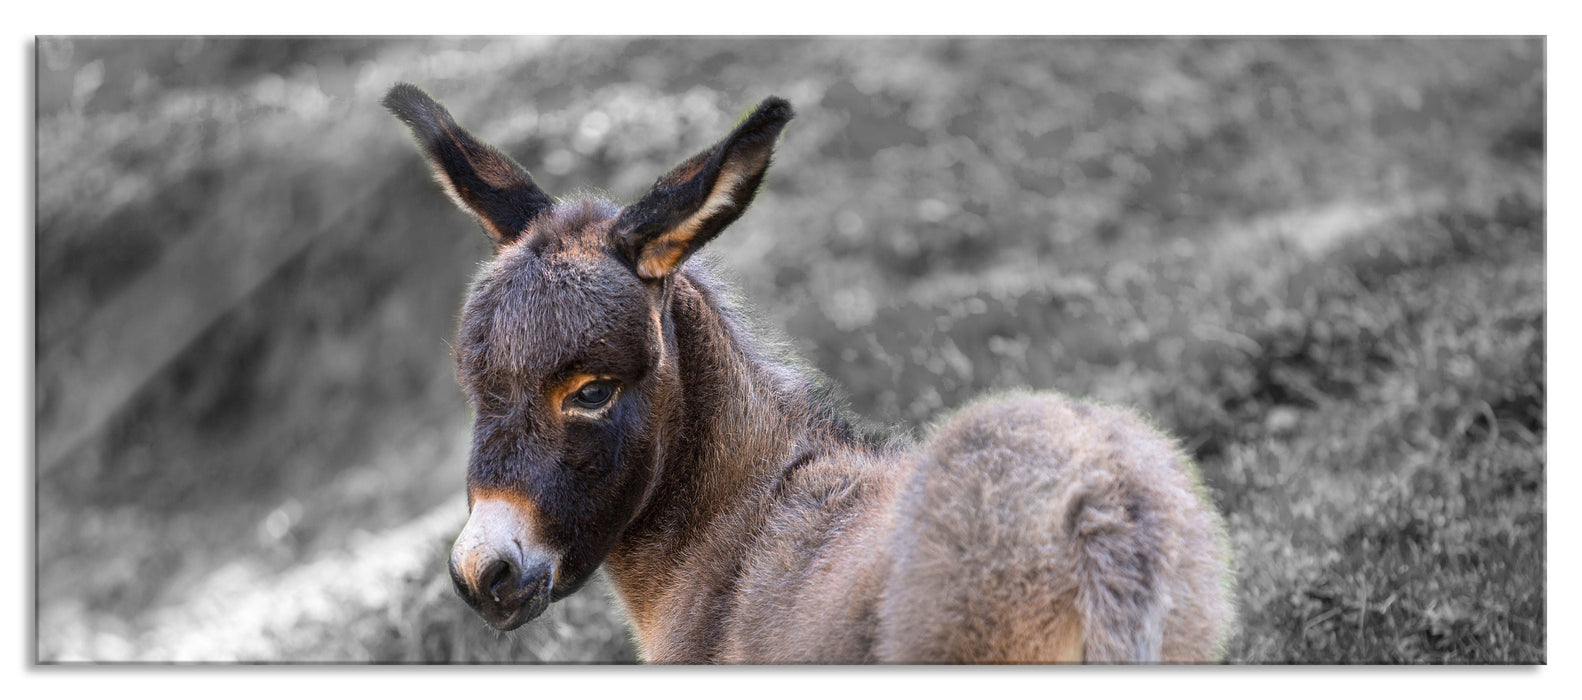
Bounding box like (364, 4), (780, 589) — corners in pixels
(706, 391), (1233, 664)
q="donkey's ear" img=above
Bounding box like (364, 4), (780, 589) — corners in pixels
(614, 97), (794, 280)
(383, 83), (554, 247)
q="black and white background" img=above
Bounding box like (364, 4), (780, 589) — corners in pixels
(32, 35), (1545, 664)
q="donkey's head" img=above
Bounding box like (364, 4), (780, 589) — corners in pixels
(385, 84), (792, 630)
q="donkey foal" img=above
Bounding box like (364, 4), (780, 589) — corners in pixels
(385, 84), (1235, 663)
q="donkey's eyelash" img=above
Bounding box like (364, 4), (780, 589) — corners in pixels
(563, 402), (617, 420)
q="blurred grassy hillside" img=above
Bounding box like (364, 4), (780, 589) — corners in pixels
(35, 37), (1543, 663)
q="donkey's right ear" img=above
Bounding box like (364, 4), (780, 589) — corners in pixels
(383, 83), (554, 247)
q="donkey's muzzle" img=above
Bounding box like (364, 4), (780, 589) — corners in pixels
(450, 496), (556, 631)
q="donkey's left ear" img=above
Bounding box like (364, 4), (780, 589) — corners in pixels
(614, 97), (794, 280)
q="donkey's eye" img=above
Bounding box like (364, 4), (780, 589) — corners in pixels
(571, 381), (617, 410)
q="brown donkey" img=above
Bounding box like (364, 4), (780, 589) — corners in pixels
(384, 84), (1235, 663)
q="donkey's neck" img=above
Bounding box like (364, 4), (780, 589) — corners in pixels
(603, 265), (853, 652)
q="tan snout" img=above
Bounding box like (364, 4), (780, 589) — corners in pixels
(449, 494), (558, 630)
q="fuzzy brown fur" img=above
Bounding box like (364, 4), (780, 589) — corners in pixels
(386, 84), (1236, 663)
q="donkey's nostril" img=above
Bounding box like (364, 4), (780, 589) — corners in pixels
(479, 558), (516, 600)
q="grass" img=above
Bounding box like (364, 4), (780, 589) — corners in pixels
(35, 36), (1543, 663)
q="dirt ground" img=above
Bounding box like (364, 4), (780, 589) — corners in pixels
(35, 36), (1543, 663)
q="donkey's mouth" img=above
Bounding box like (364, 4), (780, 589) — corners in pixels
(477, 568), (554, 631)
(482, 598), (549, 631)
